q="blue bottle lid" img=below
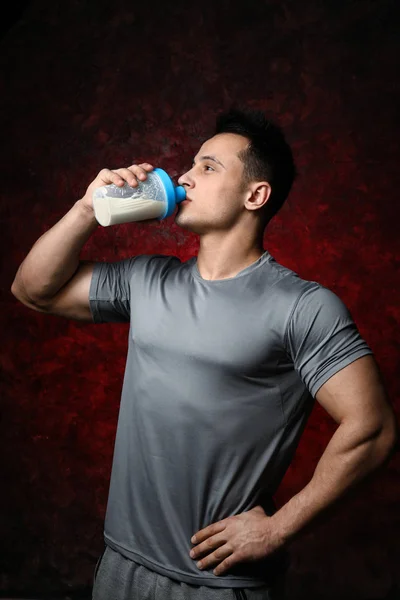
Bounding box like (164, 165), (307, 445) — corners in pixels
(153, 168), (186, 220)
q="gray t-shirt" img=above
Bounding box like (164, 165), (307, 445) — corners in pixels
(89, 250), (372, 589)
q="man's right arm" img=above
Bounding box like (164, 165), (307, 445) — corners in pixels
(11, 163), (155, 322)
(11, 200), (99, 322)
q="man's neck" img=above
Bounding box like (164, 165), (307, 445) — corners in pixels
(196, 233), (265, 281)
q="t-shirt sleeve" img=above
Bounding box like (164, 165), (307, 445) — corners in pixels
(88, 257), (140, 323)
(285, 283), (373, 397)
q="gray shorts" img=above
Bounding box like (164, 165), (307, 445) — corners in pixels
(92, 545), (286, 600)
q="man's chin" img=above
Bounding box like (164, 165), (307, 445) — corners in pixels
(174, 212), (198, 233)
(174, 217), (192, 232)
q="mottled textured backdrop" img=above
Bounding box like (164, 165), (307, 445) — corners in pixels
(1, 0), (399, 597)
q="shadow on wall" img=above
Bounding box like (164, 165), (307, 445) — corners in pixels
(0, 0), (32, 41)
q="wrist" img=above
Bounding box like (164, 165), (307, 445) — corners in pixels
(257, 511), (291, 555)
(267, 500), (306, 547)
(75, 198), (98, 229)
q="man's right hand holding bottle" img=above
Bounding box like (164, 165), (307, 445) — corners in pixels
(80, 163), (155, 213)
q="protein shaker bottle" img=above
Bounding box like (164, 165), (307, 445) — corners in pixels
(92, 168), (186, 226)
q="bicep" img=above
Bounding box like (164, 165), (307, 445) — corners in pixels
(316, 355), (397, 442)
(25, 261), (96, 322)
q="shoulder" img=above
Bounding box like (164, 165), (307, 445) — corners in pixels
(268, 254), (345, 299)
(264, 255), (352, 329)
(91, 254), (182, 288)
(264, 255), (321, 308)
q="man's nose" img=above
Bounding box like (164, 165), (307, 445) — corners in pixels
(178, 170), (193, 187)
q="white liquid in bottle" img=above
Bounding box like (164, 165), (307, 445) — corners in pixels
(93, 195), (166, 226)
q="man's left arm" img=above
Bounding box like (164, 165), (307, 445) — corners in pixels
(189, 355), (397, 575)
(269, 353), (398, 545)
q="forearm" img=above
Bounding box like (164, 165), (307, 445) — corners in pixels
(12, 199), (98, 302)
(270, 421), (395, 545)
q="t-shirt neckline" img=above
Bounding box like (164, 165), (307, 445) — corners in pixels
(191, 250), (272, 283)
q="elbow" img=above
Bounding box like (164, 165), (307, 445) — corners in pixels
(351, 414), (399, 469)
(11, 268), (47, 308)
(375, 416), (399, 464)
(11, 278), (23, 300)
(11, 277), (42, 309)
(11, 266), (26, 300)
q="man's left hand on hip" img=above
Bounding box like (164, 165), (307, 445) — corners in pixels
(189, 505), (285, 576)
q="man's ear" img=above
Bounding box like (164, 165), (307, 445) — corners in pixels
(245, 182), (272, 212)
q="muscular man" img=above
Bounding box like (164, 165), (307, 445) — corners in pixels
(12, 109), (397, 600)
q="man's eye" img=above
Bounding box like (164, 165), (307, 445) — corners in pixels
(191, 163), (214, 171)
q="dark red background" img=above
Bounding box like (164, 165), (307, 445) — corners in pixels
(1, 0), (399, 597)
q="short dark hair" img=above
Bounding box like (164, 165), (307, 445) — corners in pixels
(215, 107), (297, 223)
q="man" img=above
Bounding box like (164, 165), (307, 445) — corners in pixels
(11, 108), (397, 600)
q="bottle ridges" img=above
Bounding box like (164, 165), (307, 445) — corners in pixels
(110, 197), (163, 213)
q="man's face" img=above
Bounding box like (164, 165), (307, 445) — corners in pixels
(175, 133), (251, 234)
